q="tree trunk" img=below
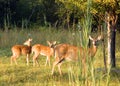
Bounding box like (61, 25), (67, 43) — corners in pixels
(110, 14), (117, 68)
(107, 20), (112, 68)
(111, 24), (116, 67)
(107, 11), (117, 68)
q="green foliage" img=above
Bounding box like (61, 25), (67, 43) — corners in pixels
(0, 0), (120, 30)
(0, 0), (59, 28)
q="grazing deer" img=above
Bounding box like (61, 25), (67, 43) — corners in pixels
(11, 38), (32, 65)
(51, 35), (102, 75)
(32, 41), (56, 66)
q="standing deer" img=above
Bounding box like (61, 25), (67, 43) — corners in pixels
(51, 35), (102, 75)
(11, 38), (32, 65)
(32, 41), (56, 66)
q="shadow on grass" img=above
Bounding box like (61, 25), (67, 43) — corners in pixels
(42, 72), (70, 81)
(96, 67), (120, 80)
(110, 68), (120, 80)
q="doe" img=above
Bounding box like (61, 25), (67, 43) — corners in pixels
(51, 35), (102, 75)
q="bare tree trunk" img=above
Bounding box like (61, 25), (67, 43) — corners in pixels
(107, 11), (117, 68)
(66, 11), (70, 29)
(110, 15), (117, 67)
(107, 19), (112, 67)
(111, 27), (116, 67)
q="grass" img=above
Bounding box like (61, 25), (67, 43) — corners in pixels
(0, 28), (120, 86)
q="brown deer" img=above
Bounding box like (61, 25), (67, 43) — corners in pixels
(11, 38), (32, 65)
(32, 41), (56, 66)
(51, 35), (102, 75)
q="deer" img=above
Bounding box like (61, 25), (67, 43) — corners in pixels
(32, 41), (56, 67)
(51, 35), (102, 75)
(10, 38), (32, 65)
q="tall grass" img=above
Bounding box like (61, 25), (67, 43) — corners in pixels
(0, 0), (120, 85)
(67, 0), (97, 85)
(0, 28), (120, 86)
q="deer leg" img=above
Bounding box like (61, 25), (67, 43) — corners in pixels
(36, 57), (40, 67)
(51, 56), (64, 75)
(11, 56), (14, 65)
(51, 61), (59, 75)
(33, 55), (36, 66)
(58, 62), (63, 75)
(13, 57), (17, 65)
(26, 54), (30, 66)
(11, 54), (18, 65)
(45, 56), (50, 66)
(45, 56), (48, 66)
(48, 56), (51, 66)
(33, 57), (36, 67)
(33, 54), (39, 67)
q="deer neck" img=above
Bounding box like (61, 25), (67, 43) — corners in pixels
(50, 47), (54, 55)
(27, 42), (31, 47)
(89, 45), (97, 57)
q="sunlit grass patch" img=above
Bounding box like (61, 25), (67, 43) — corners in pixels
(0, 28), (120, 86)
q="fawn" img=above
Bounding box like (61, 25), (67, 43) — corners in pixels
(11, 38), (32, 65)
(32, 41), (56, 66)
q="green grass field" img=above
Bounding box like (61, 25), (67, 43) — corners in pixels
(0, 28), (120, 86)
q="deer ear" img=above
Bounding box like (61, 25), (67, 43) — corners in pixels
(47, 41), (51, 45)
(89, 35), (93, 40)
(53, 41), (56, 45)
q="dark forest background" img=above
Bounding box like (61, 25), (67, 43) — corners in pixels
(0, 0), (120, 31)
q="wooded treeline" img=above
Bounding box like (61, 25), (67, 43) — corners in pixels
(0, 0), (120, 30)
(0, 0), (58, 29)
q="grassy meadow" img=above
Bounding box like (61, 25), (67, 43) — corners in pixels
(0, 27), (120, 86)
